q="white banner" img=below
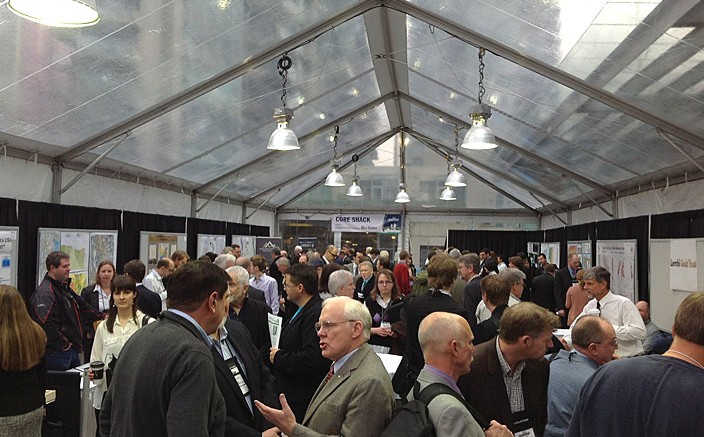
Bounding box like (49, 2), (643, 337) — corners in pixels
(596, 240), (637, 302)
(331, 214), (385, 233)
(670, 239), (698, 291)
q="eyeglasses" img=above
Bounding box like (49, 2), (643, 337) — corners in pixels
(377, 280), (393, 285)
(314, 320), (357, 332)
(593, 338), (618, 347)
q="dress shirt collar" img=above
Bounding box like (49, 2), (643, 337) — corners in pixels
(333, 346), (361, 374)
(167, 308), (212, 346)
(423, 364), (462, 395)
(496, 336), (526, 376)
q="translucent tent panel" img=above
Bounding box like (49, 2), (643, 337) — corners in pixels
(88, 16), (377, 181)
(0, 0), (357, 146)
(286, 133), (527, 211)
(214, 103), (390, 201)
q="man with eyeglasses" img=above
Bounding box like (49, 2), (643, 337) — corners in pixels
(267, 263), (330, 422)
(545, 316), (616, 437)
(256, 297), (394, 437)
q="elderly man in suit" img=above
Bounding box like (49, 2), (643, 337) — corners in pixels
(412, 312), (513, 437)
(458, 302), (560, 437)
(256, 297), (395, 437)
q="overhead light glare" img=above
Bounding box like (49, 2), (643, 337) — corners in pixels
(8, 0), (99, 27)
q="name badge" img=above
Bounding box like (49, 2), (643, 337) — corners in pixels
(225, 357), (250, 397)
(512, 410), (536, 437)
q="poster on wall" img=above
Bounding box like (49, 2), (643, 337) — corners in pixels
(256, 237), (283, 264)
(0, 227), (19, 287)
(198, 234), (226, 257)
(232, 235), (257, 258)
(568, 240), (592, 269)
(540, 242), (560, 266)
(139, 232), (187, 272)
(596, 240), (637, 302)
(670, 239), (698, 292)
(37, 229), (118, 291)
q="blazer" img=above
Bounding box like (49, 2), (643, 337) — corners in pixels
(247, 286), (268, 306)
(354, 276), (375, 302)
(291, 344), (394, 437)
(211, 320), (279, 437)
(271, 294), (331, 421)
(530, 274), (556, 312)
(553, 268), (576, 312)
(230, 297), (272, 361)
(473, 305), (508, 345)
(136, 284), (162, 319)
(411, 368), (484, 437)
(457, 339), (549, 437)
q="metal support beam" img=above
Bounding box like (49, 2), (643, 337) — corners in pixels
(190, 192), (197, 218)
(658, 129), (704, 174)
(59, 1), (378, 162)
(196, 180), (234, 213)
(61, 133), (128, 195)
(382, 0), (704, 150)
(277, 130), (399, 209)
(241, 202), (247, 224)
(51, 163), (62, 204)
(246, 189), (281, 220)
(197, 94), (392, 192)
(530, 193), (568, 226)
(564, 176), (614, 218)
(400, 94), (614, 197)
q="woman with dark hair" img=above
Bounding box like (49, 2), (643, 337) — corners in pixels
(365, 269), (406, 355)
(89, 275), (152, 435)
(81, 260), (115, 361)
(318, 262), (342, 299)
(0, 285), (47, 437)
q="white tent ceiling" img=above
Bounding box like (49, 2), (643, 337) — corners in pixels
(1, 0), (703, 219)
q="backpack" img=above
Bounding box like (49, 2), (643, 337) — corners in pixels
(381, 382), (489, 437)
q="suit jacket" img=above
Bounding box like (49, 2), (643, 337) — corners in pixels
(354, 276), (375, 302)
(291, 344), (394, 437)
(531, 274), (556, 312)
(99, 311), (225, 437)
(247, 286), (267, 306)
(229, 298), (271, 361)
(411, 368), (484, 437)
(136, 284), (162, 319)
(211, 320), (279, 437)
(473, 305), (508, 345)
(553, 268), (576, 312)
(272, 294), (331, 421)
(457, 339), (549, 437)
(462, 276), (482, 333)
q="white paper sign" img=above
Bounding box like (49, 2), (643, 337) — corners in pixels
(596, 240), (637, 302)
(268, 313), (283, 349)
(331, 214), (385, 232)
(670, 239), (698, 292)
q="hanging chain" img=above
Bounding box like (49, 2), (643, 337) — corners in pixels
(277, 53), (292, 107)
(477, 47), (486, 105)
(333, 125), (340, 158)
(454, 124), (460, 155)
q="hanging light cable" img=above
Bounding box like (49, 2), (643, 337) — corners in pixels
(462, 48), (498, 150)
(325, 125), (345, 187)
(395, 133), (410, 203)
(267, 53), (300, 151)
(445, 125), (467, 187)
(346, 154), (363, 196)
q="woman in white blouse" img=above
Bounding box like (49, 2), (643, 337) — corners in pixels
(90, 274), (152, 436)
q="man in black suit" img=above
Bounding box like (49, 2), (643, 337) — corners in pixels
(353, 260), (375, 302)
(123, 259), (161, 319)
(459, 253), (482, 333)
(226, 266), (272, 360)
(211, 316), (279, 437)
(268, 263), (330, 421)
(554, 254), (580, 327)
(532, 263), (557, 312)
(473, 275), (511, 345)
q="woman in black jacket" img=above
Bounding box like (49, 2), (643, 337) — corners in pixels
(81, 260), (115, 362)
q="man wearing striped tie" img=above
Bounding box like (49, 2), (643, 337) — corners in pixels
(255, 297), (395, 437)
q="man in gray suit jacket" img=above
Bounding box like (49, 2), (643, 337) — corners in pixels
(412, 312), (513, 437)
(256, 296), (395, 437)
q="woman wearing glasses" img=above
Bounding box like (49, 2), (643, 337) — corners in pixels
(365, 269), (406, 355)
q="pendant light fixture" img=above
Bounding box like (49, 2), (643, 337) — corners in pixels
(8, 0), (99, 27)
(445, 125), (467, 187)
(462, 48), (498, 150)
(325, 125), (345, 187)
(346, 154), (363, 197)
(395, 133), (411, 204)
(440, 153), (458, 201)
(267, 53), (300, 151)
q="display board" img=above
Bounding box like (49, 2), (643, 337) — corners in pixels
(669, 239), (698, 292)
(256, 237), (283, 264)
(232, 235), (257, 258)
(567, 240), (592, 269)
(37, 228), (118, 291)
(0, 227), (19, 287)
(527, 242), (541, 267)
(540, 242), (560, 266)
(139, 232), (187, 271)
(650, 239), (704, 332)
(197, 234), (226, 258)
(596, 239), (637, 302)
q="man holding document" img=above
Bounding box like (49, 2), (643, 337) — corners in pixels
(267, 263), (331, 421)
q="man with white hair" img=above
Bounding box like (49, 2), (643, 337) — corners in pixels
(226, 266), (271, 357)
(214, 253), (237, 270)
(256, 297), (394, 436)
(328, 269), (355, 298)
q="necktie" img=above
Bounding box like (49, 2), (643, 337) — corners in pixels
(324, 364), (334, 384)
(596, 301), (601, 313)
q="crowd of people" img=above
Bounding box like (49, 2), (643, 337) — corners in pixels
(0, 243), (701, 437)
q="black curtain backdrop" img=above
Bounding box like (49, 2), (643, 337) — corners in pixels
(0, 197), (18, 226)
(187, 217), (228, 258)
(227, 222), (270, 238)
(448, 229), (544, 259)
(17, 201), (122, 299)
(595, 216), (649, 301)
(651, 209), (704, 239)
(118, 212), (186, 273)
